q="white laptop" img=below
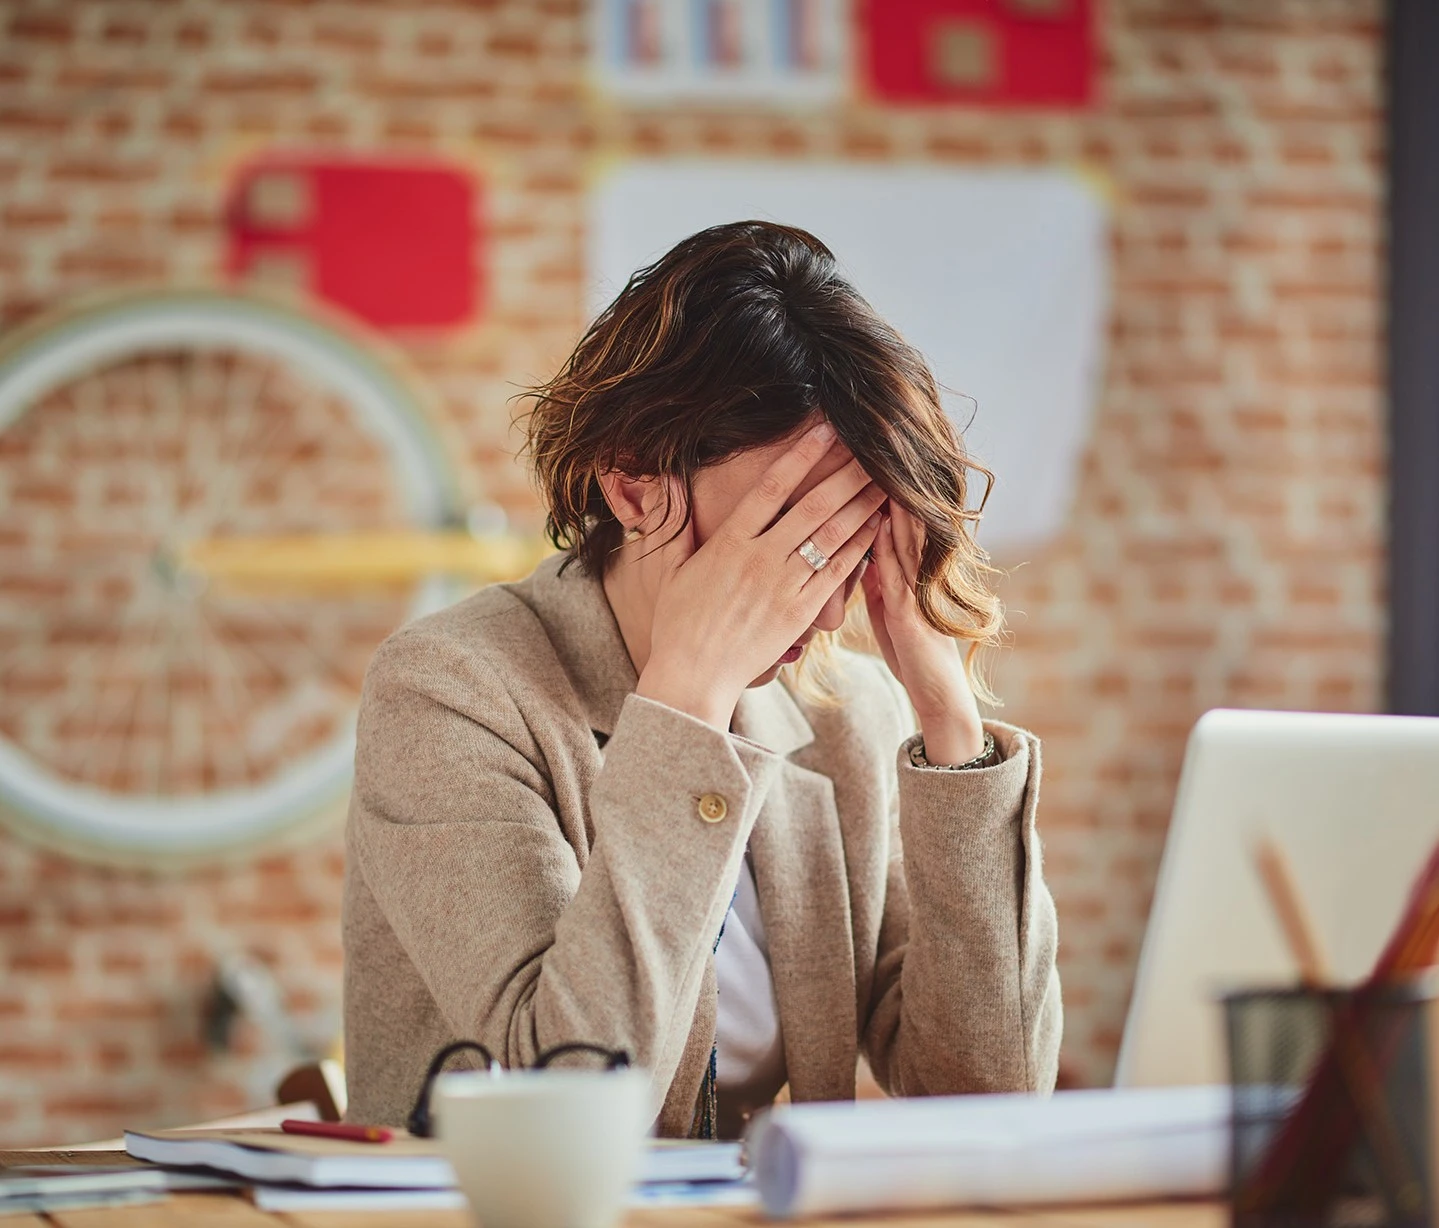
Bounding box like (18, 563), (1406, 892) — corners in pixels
(1114, 707), (1439, 1089)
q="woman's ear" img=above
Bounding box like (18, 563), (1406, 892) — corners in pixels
(597, 471), (662, 534)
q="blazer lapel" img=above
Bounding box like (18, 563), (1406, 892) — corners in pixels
(511, 555), (636, 740)
(736, 684), (858, 1103)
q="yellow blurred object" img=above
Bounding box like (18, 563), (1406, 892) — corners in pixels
(180, 531), (552, 593)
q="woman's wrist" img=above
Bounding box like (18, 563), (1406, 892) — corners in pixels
(635, 662), (737, 731)
(914, 713), (986, 767)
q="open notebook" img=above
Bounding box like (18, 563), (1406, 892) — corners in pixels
(124, 1128), (742, 1190)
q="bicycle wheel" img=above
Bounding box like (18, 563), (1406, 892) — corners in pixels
(0, 288), (462, 866)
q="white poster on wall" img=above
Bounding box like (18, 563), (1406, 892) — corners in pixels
(589, 163), (1110, 557)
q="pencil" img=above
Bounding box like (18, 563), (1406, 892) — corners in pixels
(1252, 835), (1331, 985)
(280, 1119), (394, 1144)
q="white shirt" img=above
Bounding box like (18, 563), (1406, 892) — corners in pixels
(713, 855), (787, 1112)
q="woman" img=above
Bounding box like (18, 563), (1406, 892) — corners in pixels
(343, 221), (1061, 1139)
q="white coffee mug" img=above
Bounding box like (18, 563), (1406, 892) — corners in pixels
(434, 1067), (653, 1228)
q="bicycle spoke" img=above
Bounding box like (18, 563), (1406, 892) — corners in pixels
(193, 603), (260, 789)
(202, 353), (281, 538)
(153, 355), (189, 540)
(204, 606), (334, 699)
(176, 350), (230, 543)
(148, 605), (183, 798)
(73, 614), (164, 789)
(94, 598), (172, 793)
(40, 577), (158, 743)
(125, 362), (178, 542)
(162, 352), (202, 543)
(253, 596), (374, 699)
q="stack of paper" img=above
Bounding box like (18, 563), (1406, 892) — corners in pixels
(0, 1168), (168, 1216)
(125, 1128), (453, 1188)
(747, 1085), (1231, 1218)
(123, 1127), (749, 1212)
(0, 1166), (233, 1216)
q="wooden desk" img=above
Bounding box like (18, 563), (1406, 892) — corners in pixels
(2, 1122), (1227, 1228)
(0, 1190), (1227, 1228)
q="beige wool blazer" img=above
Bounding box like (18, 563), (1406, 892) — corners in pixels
(343, 554), (1061, 1136)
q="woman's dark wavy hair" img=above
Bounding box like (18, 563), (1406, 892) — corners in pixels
(519, 220), (1003, 686)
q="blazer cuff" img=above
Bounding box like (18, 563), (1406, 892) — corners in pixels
(592, 694), (785, 834)
(896, 721), (1034, 836)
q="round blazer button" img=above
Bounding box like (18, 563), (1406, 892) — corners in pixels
(697, 793), (728, 823)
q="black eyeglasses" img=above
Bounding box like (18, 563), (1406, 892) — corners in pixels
(407, 1040), (632, 1138)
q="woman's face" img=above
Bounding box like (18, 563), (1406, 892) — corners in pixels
(687, 425), (874, 688)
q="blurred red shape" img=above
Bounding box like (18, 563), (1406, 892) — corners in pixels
(860, 0), (1094, 108)
(226, 156), (480, 330)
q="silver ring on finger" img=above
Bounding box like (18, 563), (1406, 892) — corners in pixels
(798, 538), (829, 572)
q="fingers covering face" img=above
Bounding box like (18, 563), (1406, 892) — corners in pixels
(803, 510), (883, 594)
(800, 482), (887, 561)
(887, 503), (924, 589)
(728, 421), (838, 538)
(774, 457), (877, 554)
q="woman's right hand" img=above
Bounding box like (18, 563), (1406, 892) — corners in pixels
(635, 421), (885, 730)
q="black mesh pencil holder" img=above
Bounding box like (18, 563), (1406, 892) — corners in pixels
(1224, 981), (1436, 1228)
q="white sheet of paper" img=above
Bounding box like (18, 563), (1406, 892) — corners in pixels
(590, 162), (1110, 557)
(747, 1085), (1230, 1218)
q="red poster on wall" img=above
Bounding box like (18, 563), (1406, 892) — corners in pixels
(860, 0), (1094, 108)
(226, 157), (480, 331)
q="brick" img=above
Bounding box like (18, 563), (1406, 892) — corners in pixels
(0, 1044), (68, 1066)
(168, 203), (213, 231)
(925, 133), (993, 161)
(8, 12), (73, 42)
(162, 111), (204, 139)
(92, 112), (135, 139)
(54, 65), (169, 91)
(54, 249), (166, 279)
(361, 73), (497, 101)
(313, 23), (382, 52)
(2, 203), (67, 229)
(416, 30), (454, 56)
(54, 999), (166, 1023)
(62, 900), (183, 927)
(101, 18), (148, 44)
(10, 948), (74, 975)
(175, 21), (211, 48)
(488, 32), (541, 57)
(0, 107), (68, 136)
(382, 117), (438, 143)
(303, 113), (351, 139)
(93, 1042), (133, 1072)
(1115, 95), (1220, 121)
(47, 158), (162, 185)
(840, 128), (893, 160)
(94, 207), (145, 232)
(201, 68), (321, 95)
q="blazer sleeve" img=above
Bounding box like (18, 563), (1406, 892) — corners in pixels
(347, 628), (780, 1114)
(861, 674), (1062, 1096)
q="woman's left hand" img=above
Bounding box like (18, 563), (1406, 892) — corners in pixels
(862, 504), (987, 766)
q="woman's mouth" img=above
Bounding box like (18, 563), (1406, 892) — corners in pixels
(779, 643), (805, 665)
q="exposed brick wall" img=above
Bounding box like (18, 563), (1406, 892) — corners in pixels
(0, 0), (1383, 1141)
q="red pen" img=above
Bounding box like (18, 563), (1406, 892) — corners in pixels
(281, 1118), (394, 1144)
